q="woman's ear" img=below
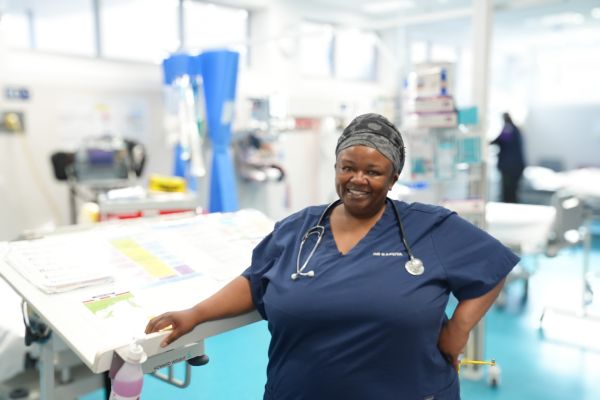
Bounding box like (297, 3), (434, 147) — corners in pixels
(389, 173), (399, 190)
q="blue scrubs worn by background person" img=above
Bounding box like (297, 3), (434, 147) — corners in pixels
(146, 113), (519, 400)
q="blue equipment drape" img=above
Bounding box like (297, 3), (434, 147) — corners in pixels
(200, 50), (240, 213)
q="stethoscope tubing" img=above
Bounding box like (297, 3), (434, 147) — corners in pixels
(295, 226), (324, 275)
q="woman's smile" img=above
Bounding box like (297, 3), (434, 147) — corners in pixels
(345, 187), (370, 198)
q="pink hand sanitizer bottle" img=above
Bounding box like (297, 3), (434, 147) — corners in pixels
(109, 339), (146, 400)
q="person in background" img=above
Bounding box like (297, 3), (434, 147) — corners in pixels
(146, 113), (518, 400)
(491, 112), (526, 203)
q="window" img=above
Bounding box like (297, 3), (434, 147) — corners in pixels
(184, 1), (248, 63)
(33, 0), (95, 56)
(299, 21), (333, 77)
(410, 41), (428, 64)
(1, 12), (30, 48)
(334, 28), (378, 81)
(100, 0), (180, 63)
(298, 23), (378, 81)
(431, 44), (457, 63)
(2, 0), (250, 65)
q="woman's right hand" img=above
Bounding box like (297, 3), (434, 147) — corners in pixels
(144, 276), (255, 348)
(145, 308), (200, 347)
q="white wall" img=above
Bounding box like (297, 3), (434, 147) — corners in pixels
(489, 26), (600, 170)
(523, 105), (600, 170)
(0, 48), (168, 240)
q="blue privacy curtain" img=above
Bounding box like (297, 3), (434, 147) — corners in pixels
(200, 50), (240, 213)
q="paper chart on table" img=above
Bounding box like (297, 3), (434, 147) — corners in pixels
(4, 209), (274, 294)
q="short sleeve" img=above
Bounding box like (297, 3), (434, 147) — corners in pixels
(241, 221), (282, 320)
(432, 213), (519, 300)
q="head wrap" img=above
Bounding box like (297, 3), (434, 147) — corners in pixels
(335, 113), (405, 174)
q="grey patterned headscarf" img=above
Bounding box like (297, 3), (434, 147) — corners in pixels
(335, 113), (405, 174)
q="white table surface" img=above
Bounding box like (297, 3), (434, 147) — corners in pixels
(0, 211), (270, 374)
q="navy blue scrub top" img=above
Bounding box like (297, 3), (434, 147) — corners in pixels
(242, 200), (519, 400)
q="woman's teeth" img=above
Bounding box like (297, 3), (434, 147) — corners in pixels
(348, 189), (368, 196)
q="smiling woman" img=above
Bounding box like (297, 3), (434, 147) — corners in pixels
(146, 113), (519, 400)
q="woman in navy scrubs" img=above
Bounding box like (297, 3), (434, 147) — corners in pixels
(146, 113), (518, 400)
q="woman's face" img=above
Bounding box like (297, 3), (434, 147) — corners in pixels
(335, 145), (398, 218)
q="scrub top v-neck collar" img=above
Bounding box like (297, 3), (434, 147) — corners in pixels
(323, 202), (391, 257)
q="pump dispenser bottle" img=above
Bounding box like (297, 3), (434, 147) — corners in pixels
(109, 339), (146, 400)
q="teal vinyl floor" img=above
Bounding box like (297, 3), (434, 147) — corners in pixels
(81, 235), (600, 400)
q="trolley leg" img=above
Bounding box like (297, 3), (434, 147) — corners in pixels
(40, 335), (55, 400)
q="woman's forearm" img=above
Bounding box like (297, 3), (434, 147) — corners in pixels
(145, 276), (256, 347)
(190, 276), (256, 324)
(438, 279), (507, 368)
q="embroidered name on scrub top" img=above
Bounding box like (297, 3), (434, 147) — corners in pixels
(372, 251), (403, 256)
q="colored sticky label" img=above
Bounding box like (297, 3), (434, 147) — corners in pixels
(111, 239), (176, 278)
(83, 292), (136, 315)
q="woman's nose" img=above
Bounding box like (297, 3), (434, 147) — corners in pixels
(349, 171), (368, 183)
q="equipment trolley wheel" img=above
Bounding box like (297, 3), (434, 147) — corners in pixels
(487, 363), (501, 388)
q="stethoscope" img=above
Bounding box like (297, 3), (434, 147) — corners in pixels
(291, 198), (425, 280)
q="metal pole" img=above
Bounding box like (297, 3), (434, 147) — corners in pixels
(40, 334), (55, 400)
(92, 0), (102, 57)
(583, 220), (591, 316)
(463, 0), (493, 380)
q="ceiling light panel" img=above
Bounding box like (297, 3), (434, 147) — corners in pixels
(362, 0), (415, 15)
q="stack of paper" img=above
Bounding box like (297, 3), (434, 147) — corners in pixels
(5, 233), (114, 294)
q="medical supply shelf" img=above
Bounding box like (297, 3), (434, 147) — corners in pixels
(401, 63), (489, 381)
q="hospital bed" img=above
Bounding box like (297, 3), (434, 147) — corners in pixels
(521, 166), (600, 213)
(486, 186), (592, 303)
(485, 201), (556, 306)
(486, 191), (598, 342)
(486, 201), (556, 254)
(0, 210), (272, 400)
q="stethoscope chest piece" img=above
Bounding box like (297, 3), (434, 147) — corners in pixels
(405, 257), (425, 276)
